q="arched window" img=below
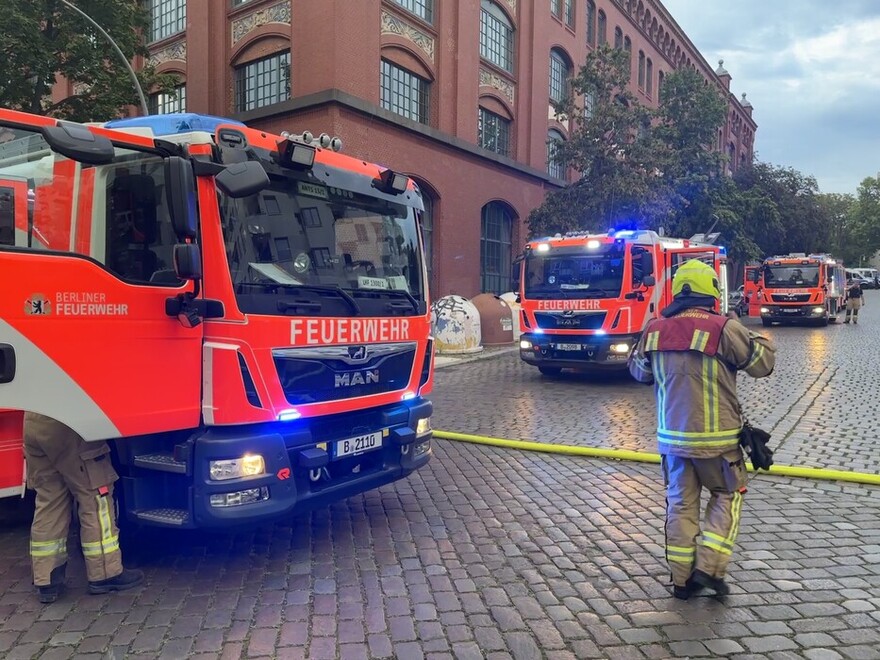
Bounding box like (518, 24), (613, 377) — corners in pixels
(564, 0), (575, 27)
(586, 0), (596, 46)
(547, 129), (566, 180)
(549, 49), (571, 103)
(646, 58), (653, 96)
(480, 202), (514, 294)
(480, 1), (514, 73)
(478, 106), (512, 156)
(624, 36), (631, 53)
(614, 27), (623, 49)
(658, 70), (664, 96)
(597, 10), (607, 45)
(638, 51), (645, 88)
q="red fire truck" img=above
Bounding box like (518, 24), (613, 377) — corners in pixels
(0, 109), (434, 527)
(514, 230), (728, 375)
(750, 253), (846, 326)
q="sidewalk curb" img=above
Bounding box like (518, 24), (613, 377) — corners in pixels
(434, 345), (519, 370)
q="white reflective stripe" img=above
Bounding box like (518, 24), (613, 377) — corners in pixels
(0, 485), (25, 499)
(0, 319), (120, 441)
(202, 342), (241, 426)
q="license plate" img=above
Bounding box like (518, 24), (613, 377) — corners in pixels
(335, 431), (383, 459)
(782, 309), (799, 313)
(556, 343), (581, 351)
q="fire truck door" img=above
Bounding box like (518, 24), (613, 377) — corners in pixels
(0, 126), (203, 442)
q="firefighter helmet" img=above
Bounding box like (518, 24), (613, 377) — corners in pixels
(672, 259), (721, 299)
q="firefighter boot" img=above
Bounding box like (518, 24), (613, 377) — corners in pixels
(692, 569), (730, 597)
(37, 563), (67, 604)
(88, 568), (144, 595)
(844, 310), (851, 323)
(672, 575), (704, 600)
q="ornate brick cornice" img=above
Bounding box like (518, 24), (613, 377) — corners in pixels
(479, 68), (515, 104)
(148, 40), (186, 67)
(501, 0), (517, 15)
(381, 10), (435, 62)
(231, 0), (291, 46)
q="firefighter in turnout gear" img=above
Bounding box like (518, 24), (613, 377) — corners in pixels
(628, 260), (776, 599)
(23, 413), (143, 603)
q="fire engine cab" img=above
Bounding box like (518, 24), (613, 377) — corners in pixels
(514, 230), (728, 376)
(750, 253), (846, 326)
(0, 109), (434, 527)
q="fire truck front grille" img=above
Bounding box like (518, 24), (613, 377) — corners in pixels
(534, 311), (607, 330)
(770, 294), (811, 303)
(273, 342), (417, 405)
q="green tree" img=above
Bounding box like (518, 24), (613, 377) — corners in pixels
(0, 0), (177, 121)
(818, 192), (857, 261)
(653, 67), (728, 234)
(849, 173), (880, 265)
(527, 46), (660, 237)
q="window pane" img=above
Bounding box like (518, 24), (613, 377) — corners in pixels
(547, 131), (565, 179)
(478, 108), (511, 156)
(480, 203), (513, 294)
(564, 0), (575, 26)
(380, 60), (430, 124)
(148, 0), (186, 43)
(480, 3), (514, 72)
(148, 85), (186, 115)
(586, 0), (596, 45)
(598, 10), (607, 45)
(234, 51), (291, 112)
(549, 51), (568, 102)
(390, 0), (434, 23)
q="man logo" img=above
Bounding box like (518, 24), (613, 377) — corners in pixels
(348, 345), (368, 361)
(335, 370), (380, 387)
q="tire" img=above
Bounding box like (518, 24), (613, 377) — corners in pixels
(761, 318), (772, 327)
(538, 366), (562, 377)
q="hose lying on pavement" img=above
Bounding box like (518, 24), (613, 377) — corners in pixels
(434, 430), (880, 486)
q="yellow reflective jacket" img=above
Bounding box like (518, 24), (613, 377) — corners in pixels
(628, 307), (776, 458)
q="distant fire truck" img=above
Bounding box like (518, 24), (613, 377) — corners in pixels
(514, 230), (728, 375)
(0, 109), (434, 527)
(750, 253), (846, 326)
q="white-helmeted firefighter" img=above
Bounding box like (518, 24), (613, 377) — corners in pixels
(628, 259), (776, 599)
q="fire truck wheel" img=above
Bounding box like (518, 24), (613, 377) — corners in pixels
(538, 366), (563, 377)
(761, 319), (772, 327)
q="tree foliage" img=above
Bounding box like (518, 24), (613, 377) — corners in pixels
(0, 0), (177, 121)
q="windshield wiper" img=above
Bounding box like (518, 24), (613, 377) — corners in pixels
(256, 281), (361, 315)
(369, 287), (420, 314)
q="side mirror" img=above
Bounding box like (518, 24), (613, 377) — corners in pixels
(165, 156), (198, 239)
(173, 243), (202, 281)
(510, 256), (523, 293)
(642, 275), (656, 287)
(641, 252), (654, 278)
(42, 123), (115, 165)
(215, 161), (270, 198)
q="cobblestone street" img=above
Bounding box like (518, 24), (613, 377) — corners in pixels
(2, 297), (880, 659)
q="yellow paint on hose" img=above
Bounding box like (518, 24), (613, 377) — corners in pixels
(434, 430), (880, 486)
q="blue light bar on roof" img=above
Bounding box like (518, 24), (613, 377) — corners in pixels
(104, 113), (245, 136)
(718, 246), (727, 256)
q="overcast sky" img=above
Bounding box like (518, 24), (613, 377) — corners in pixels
(661, 0), (880, 195)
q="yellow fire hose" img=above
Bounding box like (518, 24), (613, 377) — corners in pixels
(434, 430), (880, 487)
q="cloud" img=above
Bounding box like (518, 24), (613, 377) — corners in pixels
(662, 0), (880, 193)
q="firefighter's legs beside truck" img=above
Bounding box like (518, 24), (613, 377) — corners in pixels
(23, 413), (143, 603)
(844, 298), (861, 323)
(662, 450), (747, 599)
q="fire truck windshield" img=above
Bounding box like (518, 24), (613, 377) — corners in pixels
(765, 265), (820, 289)
(218, 178), (425, 317)
(525, 248), (624, 299)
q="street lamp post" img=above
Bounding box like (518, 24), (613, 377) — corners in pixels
(59, 0), (149, 116)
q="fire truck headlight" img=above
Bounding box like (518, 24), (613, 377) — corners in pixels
(586, 240), (601, 249)
(609, 343), (631, 354)
(416, 417), (432, 437)
(209, 455), (266, 481)
(760, 307), (770, 314)
(813, 306), (825, 314)
(520, 339), (533, 350)
(536, 243), (550, 253)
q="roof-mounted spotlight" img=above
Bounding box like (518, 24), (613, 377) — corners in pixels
(375, 168), (409, 195)
(318, 133), (332, 149)
(277, 136), (316, 169)
(329, 137), (343, 152)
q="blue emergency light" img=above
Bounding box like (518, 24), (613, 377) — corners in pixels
(104, 113), (245, 137)
(718, 246), (727, 256)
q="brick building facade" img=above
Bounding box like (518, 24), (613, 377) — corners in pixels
(62, 0), (756, 298)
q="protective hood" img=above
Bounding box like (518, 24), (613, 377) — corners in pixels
(661, 294), (718, 318)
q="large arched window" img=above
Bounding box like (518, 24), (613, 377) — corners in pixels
(586, 0), (596, 46)
(480, 202), (514, 294)
(646, 58), (653, 96)
(480, 0), (514, 73)
(597, 10), (607, 45)
(547, 129), (566, 180)
(614, 27), (623, 49)
(549, 49), (571, 103)
(234, 50), (291, 112)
